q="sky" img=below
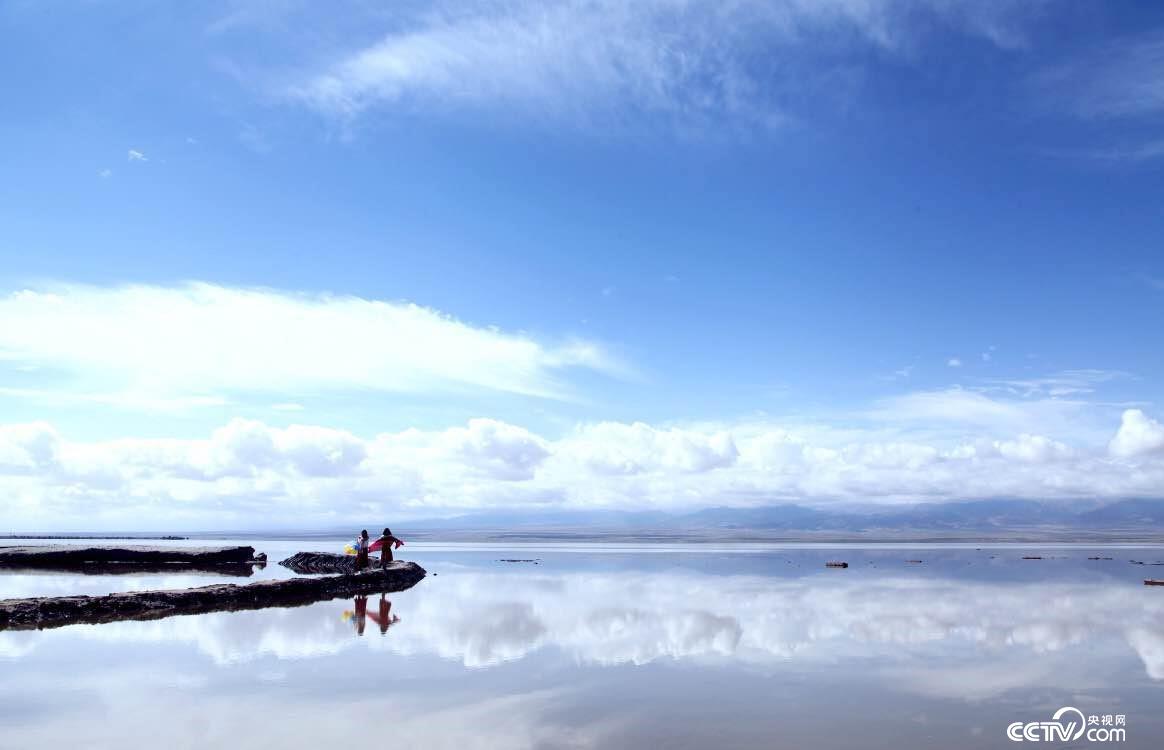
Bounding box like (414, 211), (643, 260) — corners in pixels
(0, 0), (1162, 530)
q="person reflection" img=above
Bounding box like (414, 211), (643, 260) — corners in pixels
(367, 593), (400, 635)
(352, 594), (368, 636)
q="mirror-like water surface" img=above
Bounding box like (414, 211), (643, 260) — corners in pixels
(2, 542), (1163, 749)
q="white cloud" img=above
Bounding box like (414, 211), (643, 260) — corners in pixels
(993, 433), (1071, 463)
(127, 149), (147, 162)
(98, 168), (112, 178)
(0, 283), (627, 404)
(1109, 409), (1164, 458)
(1, 404), (1161, 528)
(873, 387), (1039, 428)
(947, 357), (962, 367)
(557, 422), (738, 476)
(289, 0), (1049, 130)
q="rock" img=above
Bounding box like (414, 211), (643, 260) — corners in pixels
(0, 561), (258, 577)
(0, 561), (426, 631)
(279, 551), (379, 574)
(0, 545), (257, 568)
(825, 561), (848, 568)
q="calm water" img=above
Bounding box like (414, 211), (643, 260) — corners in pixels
(2, 541), (1164, 749)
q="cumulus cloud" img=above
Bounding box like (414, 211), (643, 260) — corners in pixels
(0, 422), (60, 472)
(994, 433), (1071, 463)
(1109, 409), (1164, 458)
(1, 405), (1161, 528)
(0, 283), (626, 404)
(559, 422), (738, 476)
(290, 0), (1050, 130)
(371, 418), (551, 482)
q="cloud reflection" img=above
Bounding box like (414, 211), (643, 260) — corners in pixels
(6, 566), (1162, 694)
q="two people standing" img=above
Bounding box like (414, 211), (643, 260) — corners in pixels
(354, 527), (405, 571)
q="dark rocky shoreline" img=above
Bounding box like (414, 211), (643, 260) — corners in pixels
(0, 561), (261, 577)
(0, 545), (259, 568)
(0, 560), (426, 631)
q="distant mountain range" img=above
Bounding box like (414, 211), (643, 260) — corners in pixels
(397, 499), (1164, 542)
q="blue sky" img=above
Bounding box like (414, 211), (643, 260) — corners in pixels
(1, 0), (1163, 528)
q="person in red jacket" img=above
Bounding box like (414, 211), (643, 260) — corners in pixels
(376, 527), (404, 569)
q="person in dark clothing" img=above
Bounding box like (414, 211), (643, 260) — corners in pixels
(376, 527), (404, 569)
(355, 529), (371, 571)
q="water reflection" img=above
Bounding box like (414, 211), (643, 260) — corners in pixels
(345, 595), (400, 636)
(5, 562), (1163, 683)
(2, 548), (1164, 749)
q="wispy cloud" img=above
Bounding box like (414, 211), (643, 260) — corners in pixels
(1039, 30), (1164, 120)
(127, 149), (147, 162)
(1035, 29), (1164, 161)
(947, 357), (962, 367)
(0, 283), (630, 406)
(1076, 139), (1164, 164)
(287, 0), (1049, 132)
(98, 168), (112, 179)
(981, 369), (1131, 398)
